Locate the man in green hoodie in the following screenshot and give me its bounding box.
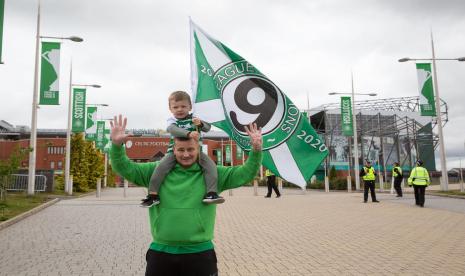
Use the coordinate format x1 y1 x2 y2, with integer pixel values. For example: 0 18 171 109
110 114 262 276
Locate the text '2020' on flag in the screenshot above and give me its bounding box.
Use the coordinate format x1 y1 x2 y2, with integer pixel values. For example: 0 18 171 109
40 41 61 105
189 20 328 188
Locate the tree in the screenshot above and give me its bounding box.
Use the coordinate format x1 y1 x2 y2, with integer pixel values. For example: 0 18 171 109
0 146 31 201
84 141 104 189
69 133 106 192
329 165 337 181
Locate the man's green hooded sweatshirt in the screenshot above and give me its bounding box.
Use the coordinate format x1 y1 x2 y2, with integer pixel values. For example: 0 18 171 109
110 144 262 254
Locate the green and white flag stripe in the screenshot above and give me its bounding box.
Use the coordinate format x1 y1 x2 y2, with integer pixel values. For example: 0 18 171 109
190 20 328 188
416 63 436 116
39 41 61 105
0 0 5 63
85 106 97 141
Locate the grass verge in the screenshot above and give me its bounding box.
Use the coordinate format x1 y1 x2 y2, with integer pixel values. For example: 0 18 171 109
0 190 94 222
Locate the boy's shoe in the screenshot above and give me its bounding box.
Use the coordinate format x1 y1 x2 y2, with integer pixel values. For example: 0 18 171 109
140 194 160 208
202 192 225 204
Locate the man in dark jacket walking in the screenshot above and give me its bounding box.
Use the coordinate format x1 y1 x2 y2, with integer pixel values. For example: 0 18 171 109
392 162 403 197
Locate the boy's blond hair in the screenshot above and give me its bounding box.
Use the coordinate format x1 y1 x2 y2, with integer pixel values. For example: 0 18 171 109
168 91 191 107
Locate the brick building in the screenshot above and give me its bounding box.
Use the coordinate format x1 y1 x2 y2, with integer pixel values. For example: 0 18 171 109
0 120 245 172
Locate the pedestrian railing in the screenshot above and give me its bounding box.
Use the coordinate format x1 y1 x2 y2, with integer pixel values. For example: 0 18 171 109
7 174 47 192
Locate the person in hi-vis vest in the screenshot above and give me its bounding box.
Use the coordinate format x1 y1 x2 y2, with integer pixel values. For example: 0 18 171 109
264 168 281 198
392 162 403 197
359 160 379 203
408 160 430 207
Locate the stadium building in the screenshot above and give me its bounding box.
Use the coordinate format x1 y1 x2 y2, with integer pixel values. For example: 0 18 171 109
306 96 446 180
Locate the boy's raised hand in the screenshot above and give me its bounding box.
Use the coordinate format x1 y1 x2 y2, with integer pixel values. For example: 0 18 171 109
110 114 129 145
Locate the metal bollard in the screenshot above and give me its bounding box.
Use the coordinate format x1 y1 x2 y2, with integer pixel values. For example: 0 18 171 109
390 178 394 194
379 176 384 192
97 178 101 198
124 179 128 198
68 175 73 196
324 176 329 193
347 176 352 193
253 179 258 196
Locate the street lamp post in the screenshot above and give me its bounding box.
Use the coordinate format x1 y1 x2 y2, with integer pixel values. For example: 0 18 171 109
398 35 464 191
329 78 377 190
27 0 83 195
65 83 101 194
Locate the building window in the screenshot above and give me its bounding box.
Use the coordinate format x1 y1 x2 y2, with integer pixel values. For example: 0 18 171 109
58 161 62 169
50 161 55 169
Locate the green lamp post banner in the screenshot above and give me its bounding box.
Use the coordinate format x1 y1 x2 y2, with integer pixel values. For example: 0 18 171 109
225 144 231 163
236 146 243 159
416 63 436 116
216 148 222 165
190 20 328 188
103 128 111 153
85 106 97 141
0 0 5 63
340 96 353 136
95 121 105 150
39 41 61 105
71 88 86 132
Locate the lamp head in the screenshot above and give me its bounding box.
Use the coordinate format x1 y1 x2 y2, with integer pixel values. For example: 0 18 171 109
398 57 410 62
69 36 84 42
458 57 465 62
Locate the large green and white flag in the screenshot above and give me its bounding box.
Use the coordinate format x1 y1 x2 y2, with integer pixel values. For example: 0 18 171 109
85 106 97 141
0 0 5 64
340 96 353 136
39 41 61 105
71 88 86 132
416 63 436 116
190 20 328 188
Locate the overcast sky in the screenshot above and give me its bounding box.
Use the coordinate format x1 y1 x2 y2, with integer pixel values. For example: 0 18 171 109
1 0 464 170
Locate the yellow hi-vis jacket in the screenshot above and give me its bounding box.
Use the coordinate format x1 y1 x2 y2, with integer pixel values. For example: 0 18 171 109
408 166 430 186
265 169 274 177
393 166 402 178
362 167 376 181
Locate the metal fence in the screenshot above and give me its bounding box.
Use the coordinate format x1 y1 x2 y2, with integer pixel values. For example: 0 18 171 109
6 174 47 192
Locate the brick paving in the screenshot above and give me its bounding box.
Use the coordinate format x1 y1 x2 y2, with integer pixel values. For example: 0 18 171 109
1 187 465 275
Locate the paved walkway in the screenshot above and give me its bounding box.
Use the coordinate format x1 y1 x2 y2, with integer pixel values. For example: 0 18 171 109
1 187 465 275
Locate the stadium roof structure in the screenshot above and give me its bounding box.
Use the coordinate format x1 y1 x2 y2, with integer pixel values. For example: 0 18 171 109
312 96 448 128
